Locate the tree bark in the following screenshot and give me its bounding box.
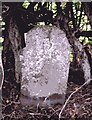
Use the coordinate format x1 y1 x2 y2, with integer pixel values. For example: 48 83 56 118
59 14 91 83
2 12 22 115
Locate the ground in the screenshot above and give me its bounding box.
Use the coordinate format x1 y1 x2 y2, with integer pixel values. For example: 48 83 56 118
2 81 92 120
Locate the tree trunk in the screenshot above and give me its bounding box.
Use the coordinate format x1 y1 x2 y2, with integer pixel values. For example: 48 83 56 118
60 15 91 83
74 38 91 82
2 14 21 115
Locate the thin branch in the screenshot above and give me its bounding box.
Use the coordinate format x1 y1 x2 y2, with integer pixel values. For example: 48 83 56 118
58 78 92 119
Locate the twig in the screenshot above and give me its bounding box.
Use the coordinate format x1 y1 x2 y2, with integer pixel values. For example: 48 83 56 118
2 5 10 13
58 79 92 119
28 112 50 118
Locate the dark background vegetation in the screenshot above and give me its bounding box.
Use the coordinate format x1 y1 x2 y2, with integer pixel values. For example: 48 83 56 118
1 1 92 119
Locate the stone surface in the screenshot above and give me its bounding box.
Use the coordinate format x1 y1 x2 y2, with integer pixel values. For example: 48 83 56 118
20 26 70 106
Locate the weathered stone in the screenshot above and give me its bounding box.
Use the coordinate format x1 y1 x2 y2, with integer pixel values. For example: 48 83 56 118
20 26 70 107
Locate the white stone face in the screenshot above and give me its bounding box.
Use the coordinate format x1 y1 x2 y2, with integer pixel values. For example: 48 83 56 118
20 26 70 106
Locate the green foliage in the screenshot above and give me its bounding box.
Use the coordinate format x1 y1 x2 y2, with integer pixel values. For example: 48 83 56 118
0 15 4 50
22 0 30 9
70 51 73 62
2 2 92 50
0 37 4 50
0 37 4 43
89 39 92 45
61 2 67 10
71 2 92 46
49 2 57 18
